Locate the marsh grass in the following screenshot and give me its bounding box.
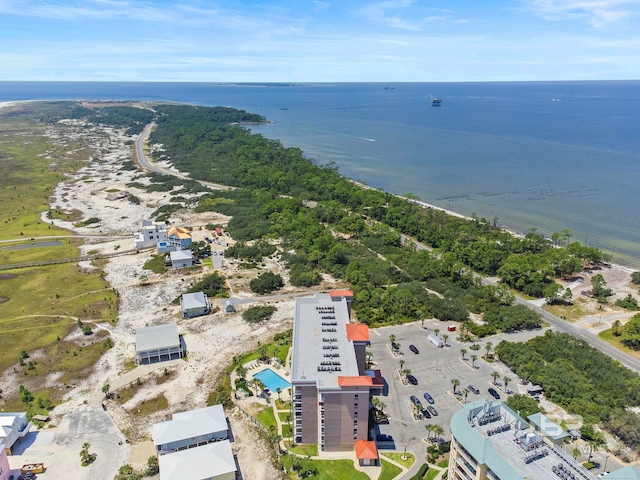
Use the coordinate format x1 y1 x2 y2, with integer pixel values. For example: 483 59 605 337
0 104 120 409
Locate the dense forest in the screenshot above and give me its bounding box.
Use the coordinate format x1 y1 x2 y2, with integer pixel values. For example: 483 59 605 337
496 331 640 451
63 103 609 334
143 104 609 333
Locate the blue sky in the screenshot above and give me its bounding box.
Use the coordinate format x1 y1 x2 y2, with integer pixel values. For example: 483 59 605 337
1 0 639 81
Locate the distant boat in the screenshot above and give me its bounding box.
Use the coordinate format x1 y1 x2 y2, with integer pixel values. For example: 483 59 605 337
430 94 442 106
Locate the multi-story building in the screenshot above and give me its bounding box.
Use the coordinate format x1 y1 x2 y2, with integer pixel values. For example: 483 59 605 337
134 219 167 249
449 399 640 480
291 291 374 453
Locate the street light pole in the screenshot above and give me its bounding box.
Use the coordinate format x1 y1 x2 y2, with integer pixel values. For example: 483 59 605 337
604 455 609 472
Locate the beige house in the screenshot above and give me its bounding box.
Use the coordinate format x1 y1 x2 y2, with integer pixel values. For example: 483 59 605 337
291 291 373 452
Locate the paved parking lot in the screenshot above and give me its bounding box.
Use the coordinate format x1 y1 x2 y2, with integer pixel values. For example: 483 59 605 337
369 320 547 459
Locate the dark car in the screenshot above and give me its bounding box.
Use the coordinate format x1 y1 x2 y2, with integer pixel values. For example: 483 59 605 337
409 344 419 354
423 392 435 404
407 374 418 385
468 384 480 394
377 416 390 425
421 408 432 419
410 395 422 406
377 433 393 442
427 405 438 416
488 387 500 399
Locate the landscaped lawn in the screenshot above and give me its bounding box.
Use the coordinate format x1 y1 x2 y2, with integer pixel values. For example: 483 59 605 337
255 405 277 431
281 455 369 480
437 459 449 468
381 452 415 469
287 443 318 457
425 468 440 480
380 459 402 480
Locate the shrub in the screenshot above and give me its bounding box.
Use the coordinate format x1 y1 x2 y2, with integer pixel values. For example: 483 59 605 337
249 272 284 294
242 305 277 323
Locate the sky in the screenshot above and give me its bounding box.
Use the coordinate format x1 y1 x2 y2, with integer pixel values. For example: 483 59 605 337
1 0 639 82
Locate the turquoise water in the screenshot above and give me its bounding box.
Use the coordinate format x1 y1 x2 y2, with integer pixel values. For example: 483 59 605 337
253 368 291 391
2 81 639 266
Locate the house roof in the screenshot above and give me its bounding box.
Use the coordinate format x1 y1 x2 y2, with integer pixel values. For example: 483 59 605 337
158 439 236 480
337 376 373 387
354 440 378 460
170 250 193 261
136 323 180 354
181 292 208 311
346 324 369 342
167 227 191 239
152 405 227 447
329 289 354 298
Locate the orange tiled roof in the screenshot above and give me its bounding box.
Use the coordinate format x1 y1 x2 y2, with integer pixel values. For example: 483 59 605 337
354 440 378 460
329 289 354 298
168 227 192 239
346 324 369 342
337 376 373 387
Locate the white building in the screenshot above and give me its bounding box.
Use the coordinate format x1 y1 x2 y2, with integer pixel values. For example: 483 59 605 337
180 292 211 318
0 412 30 454
158 440 236 480
153 404 228 454
169 250 193 268
449 399 640 480
134 219 167 249
153 404 236 480
135 323 185 365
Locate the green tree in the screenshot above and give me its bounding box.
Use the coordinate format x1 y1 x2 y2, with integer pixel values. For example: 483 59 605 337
503 375 511 392
485 342 493 358
491 371 500 385
506 394 542 418
249 272 284 294
470 354 478 368
235 364 247 380
460 348 467 360
451 378 460 394
102 383 110 399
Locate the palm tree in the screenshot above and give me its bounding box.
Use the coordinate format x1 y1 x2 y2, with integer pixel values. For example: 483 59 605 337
399 359 405 373
425 424 434 440
491 371 500 385
463 388 470 403
460 348 467 360
485 341 493 358
235 364 247 380
451 378 460 395
389 334 396 347
471 354 477 368
443 334 449 346
503 376 511 392
101 383 110 399
258 344 268 361
276 387 282 401
434 328 440 336
432 425 445 442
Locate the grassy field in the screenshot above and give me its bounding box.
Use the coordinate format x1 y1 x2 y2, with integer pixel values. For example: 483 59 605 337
281 455 369 480
381 452 415 469
380 459 403 480
0 103 119 413
598 328 640 359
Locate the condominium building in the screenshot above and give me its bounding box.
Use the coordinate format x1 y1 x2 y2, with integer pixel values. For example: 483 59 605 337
449 400 640 480
291 291 373 452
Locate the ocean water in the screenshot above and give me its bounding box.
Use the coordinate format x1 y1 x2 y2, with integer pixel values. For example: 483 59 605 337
1 81 639 267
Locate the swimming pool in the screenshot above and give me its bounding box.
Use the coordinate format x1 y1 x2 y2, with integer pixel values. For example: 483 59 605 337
253 368 291 391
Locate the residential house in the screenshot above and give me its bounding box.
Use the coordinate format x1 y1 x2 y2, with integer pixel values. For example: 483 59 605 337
134 219 167 249
0 413 30 454
167 227 192 250
158 440 236 480
135 323 185 365
169 250 193 268
180 292 211 318
152 404 228 454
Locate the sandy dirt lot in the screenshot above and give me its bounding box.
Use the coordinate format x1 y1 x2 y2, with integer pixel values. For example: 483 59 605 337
7 117 293 480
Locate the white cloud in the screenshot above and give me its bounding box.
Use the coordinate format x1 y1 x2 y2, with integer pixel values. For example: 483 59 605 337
523 0 640 26
357 0 447 31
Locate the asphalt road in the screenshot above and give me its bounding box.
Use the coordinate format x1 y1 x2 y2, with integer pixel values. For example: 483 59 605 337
135 122 232 190
481 276 640 373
